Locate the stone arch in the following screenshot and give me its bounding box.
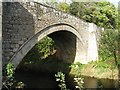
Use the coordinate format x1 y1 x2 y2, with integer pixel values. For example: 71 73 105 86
9 23 85 68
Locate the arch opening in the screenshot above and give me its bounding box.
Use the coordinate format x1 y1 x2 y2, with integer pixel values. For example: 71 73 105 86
13 30 78 88
9 24 85 68
17 30 77 72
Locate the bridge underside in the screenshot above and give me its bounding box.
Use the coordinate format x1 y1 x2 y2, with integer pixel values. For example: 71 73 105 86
49 31 85 64
49 31 77 63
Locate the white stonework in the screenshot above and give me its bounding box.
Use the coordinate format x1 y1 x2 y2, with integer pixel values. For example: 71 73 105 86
87 23 98 63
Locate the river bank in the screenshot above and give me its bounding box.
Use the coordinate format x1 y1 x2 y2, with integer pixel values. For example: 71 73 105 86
15 57 119 88
70 59 119 88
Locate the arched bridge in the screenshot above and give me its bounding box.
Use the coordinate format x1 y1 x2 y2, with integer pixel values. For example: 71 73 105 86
1 2 101 69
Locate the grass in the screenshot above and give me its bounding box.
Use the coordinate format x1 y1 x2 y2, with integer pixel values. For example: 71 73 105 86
70 59 118 80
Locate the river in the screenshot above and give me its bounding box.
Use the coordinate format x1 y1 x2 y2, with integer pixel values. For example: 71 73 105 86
14 68 118 89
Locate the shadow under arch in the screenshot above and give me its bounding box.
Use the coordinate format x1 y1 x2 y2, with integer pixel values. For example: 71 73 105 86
10 23 85 68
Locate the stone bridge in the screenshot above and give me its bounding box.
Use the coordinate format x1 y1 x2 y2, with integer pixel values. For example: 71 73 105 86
1 1 101 67
0 1 101 88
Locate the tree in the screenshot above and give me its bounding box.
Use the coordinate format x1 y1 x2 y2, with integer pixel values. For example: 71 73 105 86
69 2 118 29
57 2 70 13
69 2 79 16
99 29 118 65
70 2 97 22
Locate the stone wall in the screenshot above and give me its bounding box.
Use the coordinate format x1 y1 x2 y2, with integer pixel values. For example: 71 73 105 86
2 2 35 66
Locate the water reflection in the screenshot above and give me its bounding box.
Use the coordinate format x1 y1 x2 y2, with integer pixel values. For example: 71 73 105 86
14 69 59 89
14 69 118 89
83 76 118 88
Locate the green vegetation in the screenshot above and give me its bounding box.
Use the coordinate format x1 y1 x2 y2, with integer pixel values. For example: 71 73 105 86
70 61 118 79
57 2 70 13
21 36 56 64
6 63 15 78
3 63 15 89
3 63 25 89
55 72 68 90
70 63 84 89
99 29 118 65
69 2 118 29
35 36 56 59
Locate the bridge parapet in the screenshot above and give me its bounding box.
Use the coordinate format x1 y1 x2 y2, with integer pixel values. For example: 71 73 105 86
20 2 90 45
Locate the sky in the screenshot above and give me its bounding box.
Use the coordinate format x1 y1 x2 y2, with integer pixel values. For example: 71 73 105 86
107 0 119 7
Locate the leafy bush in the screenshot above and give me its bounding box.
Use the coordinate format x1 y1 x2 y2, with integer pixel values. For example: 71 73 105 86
6 63 15 78
72 63 84 89
99 29 118 65
55 72 68 90
70 62 84 89
3 63 25 89
22 36 56 64
36 36 56 59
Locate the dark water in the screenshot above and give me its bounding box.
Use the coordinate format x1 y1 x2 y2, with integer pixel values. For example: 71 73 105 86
14 69 60 89
14 69 119 89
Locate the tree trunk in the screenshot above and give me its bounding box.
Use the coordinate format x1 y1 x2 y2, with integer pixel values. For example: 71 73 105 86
113 50 117 66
